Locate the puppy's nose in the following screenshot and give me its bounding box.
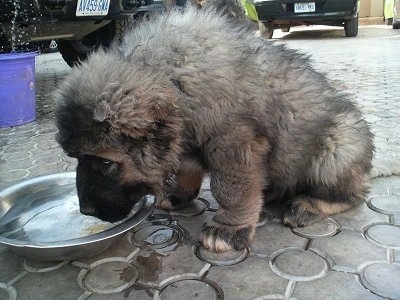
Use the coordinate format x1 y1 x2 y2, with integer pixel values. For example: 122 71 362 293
80 204 96 216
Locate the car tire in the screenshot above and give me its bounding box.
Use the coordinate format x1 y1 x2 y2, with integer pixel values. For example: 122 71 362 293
57 40 89 67
58 19 134 67
393 22 400 29
259 21 274 39
344 17 358 37
114 18 137 43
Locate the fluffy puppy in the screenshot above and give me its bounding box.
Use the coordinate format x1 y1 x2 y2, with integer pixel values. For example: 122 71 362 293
55 6 374 252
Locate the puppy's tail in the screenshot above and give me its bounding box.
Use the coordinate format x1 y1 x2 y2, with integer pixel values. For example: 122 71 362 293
371 157 400 178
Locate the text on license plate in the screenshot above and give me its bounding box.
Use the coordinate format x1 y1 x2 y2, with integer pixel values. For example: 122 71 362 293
294 2 316 13
76 0 110 16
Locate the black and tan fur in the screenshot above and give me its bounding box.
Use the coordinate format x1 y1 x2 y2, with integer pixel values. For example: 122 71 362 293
55 6 374 252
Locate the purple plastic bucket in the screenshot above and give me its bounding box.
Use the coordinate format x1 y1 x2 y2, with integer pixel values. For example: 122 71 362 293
0 51 38 128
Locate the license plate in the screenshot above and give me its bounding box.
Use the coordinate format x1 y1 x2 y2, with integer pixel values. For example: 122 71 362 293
294 2 316 13
76 0 110 16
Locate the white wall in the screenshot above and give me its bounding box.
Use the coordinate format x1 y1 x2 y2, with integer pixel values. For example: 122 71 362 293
359 0 384 17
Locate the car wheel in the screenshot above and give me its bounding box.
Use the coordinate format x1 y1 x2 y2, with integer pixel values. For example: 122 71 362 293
259 21 274 39
114 18 137 43
58 24 111 67
58 19 134 67
344 17 358 37
394 21 400 29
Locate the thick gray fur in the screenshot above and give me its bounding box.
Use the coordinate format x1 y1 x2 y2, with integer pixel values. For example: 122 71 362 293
55 6 374 252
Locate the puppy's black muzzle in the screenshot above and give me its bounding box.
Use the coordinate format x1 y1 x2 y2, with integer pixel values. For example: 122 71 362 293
76 161 152 223
80 201 96 216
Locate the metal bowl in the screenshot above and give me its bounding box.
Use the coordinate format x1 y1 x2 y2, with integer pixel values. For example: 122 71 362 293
0 173 154 261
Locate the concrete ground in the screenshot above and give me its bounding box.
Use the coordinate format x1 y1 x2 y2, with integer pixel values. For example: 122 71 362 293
1 24 400 299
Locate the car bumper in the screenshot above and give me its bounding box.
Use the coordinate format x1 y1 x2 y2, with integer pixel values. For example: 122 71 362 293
254 0 358 22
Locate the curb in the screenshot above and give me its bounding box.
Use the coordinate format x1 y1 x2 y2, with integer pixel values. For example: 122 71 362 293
359 17 385 25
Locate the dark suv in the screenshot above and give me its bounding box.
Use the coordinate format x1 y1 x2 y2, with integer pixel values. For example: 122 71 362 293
254 0 360 38
0 0 182 66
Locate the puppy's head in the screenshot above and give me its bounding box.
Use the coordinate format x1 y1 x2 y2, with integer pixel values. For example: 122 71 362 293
55 49 183 222
74 153 152 222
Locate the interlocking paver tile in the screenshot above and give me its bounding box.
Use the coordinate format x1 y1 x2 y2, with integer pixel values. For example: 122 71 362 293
74 234 140 265
1 24 400 299
311 229 387 270
12 265 82 299
333 203 387 231
292 271 382 300
88 289 153 300
0 250 22 282
291 218 340 238
358 261 400 299
363 223 400 250
251 222 308 257
134 244 208 287
155 278 223 300
207 256 288 299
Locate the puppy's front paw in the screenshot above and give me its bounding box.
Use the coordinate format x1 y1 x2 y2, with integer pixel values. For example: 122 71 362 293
155 198 173 210
155 194 195 211
200 222 254 253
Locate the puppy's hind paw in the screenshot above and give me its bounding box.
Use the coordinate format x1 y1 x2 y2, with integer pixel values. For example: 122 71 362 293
283 199 324 228
283 210 322 228
199 222 254 253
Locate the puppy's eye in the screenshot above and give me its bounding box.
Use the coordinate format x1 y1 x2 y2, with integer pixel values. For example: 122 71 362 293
100 159 112 165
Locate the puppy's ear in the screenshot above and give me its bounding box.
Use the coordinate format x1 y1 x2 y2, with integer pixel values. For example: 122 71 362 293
93 82 182 138
93 82 120 123
93 100 113 122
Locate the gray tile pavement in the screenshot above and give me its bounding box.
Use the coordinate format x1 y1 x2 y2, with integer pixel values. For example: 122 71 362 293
1 24 400 299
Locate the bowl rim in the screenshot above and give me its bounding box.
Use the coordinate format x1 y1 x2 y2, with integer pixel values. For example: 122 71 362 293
0 172 155 249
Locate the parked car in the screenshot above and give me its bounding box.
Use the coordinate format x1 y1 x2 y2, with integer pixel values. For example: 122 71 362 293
253 0 360 38
0 0 183 66
384 0 400 28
